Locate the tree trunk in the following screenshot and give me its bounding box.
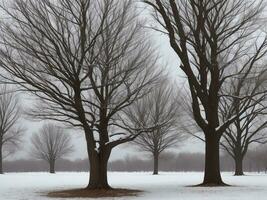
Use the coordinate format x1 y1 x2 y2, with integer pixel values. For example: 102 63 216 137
0 145 3 174
153 152 159 175
49 160 55 173
86 149 111 190
83 124 112 190
202 134 225 186
234 154 244 176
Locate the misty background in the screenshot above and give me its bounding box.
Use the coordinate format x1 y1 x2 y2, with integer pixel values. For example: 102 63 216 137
2 2 266 174
4 149 267 173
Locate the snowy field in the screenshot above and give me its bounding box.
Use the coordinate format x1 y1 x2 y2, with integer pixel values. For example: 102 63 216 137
0 172 267 200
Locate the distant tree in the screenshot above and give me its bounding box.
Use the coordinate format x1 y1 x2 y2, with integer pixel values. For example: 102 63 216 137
31 123 74 173
0 85 24 174
0 0 160 189
125 80 187 175
145 0 267 185
219 65 267 176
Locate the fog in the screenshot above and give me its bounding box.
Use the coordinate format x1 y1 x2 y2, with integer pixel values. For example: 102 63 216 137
4 150 267 173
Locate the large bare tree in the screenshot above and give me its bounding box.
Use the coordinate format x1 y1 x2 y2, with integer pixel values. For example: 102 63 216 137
125 80 187 175
0 85 24 174
144 0 267 185
0 0 160 189
31 123 74 173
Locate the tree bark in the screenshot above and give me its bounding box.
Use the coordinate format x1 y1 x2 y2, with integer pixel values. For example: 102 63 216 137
153 152 159 175
202 134 225 185
234 156 244 176
86 149 111 190
49 160 55 173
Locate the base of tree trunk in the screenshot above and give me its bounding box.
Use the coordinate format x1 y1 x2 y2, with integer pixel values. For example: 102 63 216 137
153 172 159 175
234 172 244 176
195 182 230 187
47 188 142 198
234 157 244 176
202 135 227 187
86 184 112 190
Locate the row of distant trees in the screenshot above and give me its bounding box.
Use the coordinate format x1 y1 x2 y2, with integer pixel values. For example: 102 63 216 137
4 149 267 173
0 0 266 190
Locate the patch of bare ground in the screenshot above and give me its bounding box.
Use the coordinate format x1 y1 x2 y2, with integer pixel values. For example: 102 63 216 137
47 188 143 198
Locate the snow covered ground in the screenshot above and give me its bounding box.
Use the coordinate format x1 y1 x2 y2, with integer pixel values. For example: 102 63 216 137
0 172 267 200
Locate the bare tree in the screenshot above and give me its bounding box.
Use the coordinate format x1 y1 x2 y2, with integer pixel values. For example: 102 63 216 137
31 123 74 173
0 0 160 189
220 68 267 176
144 0 267 185
0 85 24 174
180 68 267 176
125 80 187 175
